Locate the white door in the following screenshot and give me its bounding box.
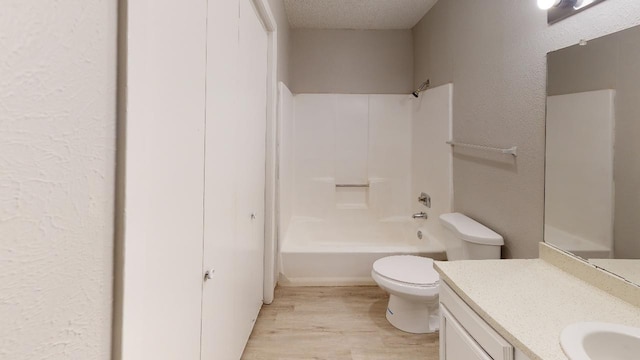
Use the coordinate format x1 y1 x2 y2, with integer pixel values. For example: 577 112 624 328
201 0 268 358
120 1 207 359
236 0 268 332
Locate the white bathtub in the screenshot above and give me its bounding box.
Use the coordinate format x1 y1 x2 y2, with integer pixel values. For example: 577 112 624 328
544 224 611 259
279 214 446 286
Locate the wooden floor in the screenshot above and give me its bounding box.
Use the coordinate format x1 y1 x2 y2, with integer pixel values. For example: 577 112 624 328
241 286 439 360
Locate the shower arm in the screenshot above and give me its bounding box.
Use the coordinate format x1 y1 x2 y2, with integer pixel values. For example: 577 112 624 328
412 79 431 98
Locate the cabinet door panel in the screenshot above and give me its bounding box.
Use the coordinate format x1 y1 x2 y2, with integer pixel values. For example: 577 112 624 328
440 283 514 360
442 307 493 360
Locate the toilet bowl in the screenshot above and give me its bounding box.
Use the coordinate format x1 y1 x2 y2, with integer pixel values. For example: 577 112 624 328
371 255 440 333
371 212 504 334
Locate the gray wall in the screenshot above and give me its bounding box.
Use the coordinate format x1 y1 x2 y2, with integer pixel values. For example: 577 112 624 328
413 0 640 258
548 26 640 259
290 29 413 94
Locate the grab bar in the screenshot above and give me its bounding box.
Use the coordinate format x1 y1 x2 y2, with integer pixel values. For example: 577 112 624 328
446 141 517 157
335 184 369 188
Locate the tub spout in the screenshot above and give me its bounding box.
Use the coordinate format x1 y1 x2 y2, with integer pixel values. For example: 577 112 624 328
412 212 428 219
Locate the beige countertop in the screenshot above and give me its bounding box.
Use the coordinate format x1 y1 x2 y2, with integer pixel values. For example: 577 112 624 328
434 258 640 360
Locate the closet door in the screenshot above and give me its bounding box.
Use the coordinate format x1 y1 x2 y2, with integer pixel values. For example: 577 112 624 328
119 1 207 359
201 0 267 358
201 0 241 359
235 0 268 333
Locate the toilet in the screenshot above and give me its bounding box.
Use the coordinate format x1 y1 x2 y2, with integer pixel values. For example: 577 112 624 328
371 212 504 334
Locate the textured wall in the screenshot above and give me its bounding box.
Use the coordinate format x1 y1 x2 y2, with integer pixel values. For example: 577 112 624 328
290 29 413 94
413 0 640 258
0 1 117 359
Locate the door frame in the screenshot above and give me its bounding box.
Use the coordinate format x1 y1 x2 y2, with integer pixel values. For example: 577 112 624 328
251 0 278 304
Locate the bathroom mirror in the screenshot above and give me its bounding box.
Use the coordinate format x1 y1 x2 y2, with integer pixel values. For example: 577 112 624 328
545 24 640 286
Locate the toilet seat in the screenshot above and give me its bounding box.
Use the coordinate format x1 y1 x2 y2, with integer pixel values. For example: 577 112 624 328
372 255 439 286
371 256 440 299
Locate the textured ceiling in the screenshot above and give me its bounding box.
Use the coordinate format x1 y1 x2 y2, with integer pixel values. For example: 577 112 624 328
283 0 439 30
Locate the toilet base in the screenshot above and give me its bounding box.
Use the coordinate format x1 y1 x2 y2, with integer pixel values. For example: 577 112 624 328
385 294 440 334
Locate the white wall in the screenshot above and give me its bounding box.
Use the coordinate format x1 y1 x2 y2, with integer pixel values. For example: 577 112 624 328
413 0 640 258
0 1 117 359
545 90 615 250
290 29 414 94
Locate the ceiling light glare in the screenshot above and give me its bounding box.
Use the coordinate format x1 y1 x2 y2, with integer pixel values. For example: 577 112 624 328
538 0 562 10
574 0 595 9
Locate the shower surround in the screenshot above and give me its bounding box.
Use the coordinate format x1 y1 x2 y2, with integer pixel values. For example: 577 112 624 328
277 83 453 285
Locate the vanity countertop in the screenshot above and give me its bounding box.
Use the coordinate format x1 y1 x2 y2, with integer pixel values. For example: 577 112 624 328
434 258 640 360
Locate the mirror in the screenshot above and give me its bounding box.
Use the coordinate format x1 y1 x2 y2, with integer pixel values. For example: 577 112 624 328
545 25 640 286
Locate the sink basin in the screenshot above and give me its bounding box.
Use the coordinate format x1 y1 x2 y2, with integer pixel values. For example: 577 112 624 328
561 322 640 360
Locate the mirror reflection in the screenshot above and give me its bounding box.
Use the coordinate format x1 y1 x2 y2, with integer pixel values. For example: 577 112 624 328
545 24 640 285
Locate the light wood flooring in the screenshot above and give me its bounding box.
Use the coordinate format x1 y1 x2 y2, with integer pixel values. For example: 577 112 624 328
241 286 439 360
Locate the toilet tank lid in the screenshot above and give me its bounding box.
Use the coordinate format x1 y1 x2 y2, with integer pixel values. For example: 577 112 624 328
439 213 504 246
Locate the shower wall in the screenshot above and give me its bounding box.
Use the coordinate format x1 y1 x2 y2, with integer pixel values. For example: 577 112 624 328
278 83 295 239
281 93 412 229
411 84 453 241
279 85 453 229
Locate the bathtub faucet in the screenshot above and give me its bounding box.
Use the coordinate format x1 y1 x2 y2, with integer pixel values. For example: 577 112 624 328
412 212 428 219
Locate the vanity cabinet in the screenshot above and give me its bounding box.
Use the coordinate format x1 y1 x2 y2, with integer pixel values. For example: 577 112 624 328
439 282 531 360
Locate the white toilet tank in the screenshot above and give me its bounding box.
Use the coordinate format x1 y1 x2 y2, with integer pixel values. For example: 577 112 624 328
439 213 504 260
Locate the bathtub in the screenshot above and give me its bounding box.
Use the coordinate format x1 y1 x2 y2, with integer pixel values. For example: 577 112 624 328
544 224 611 259
279 213 446 286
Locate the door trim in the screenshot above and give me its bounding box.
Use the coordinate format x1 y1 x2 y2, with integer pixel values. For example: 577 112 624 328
250 0 278 305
